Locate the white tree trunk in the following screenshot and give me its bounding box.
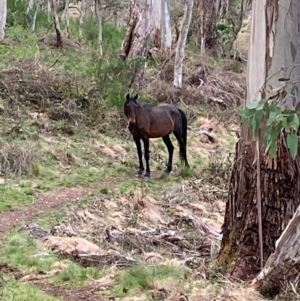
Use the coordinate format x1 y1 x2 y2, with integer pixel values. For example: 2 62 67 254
48 0 51 21
79 0 86 42
152 0 171 51
161 0 171 50
248 2 300 290
0 0 7 43
95 0 103 57
247 0 300 104
64 0 70 38
217 0 300 286
173 0 194 89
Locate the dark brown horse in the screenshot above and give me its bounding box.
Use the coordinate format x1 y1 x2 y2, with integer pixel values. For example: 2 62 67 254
124 93 189 177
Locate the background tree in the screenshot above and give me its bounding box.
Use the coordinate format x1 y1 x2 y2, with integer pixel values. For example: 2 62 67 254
0 0 7 43
63 0 70 38
78 0 86 42
94 0 103 56
173 0 194 89
218 0 300 282
191 0 228 55
152 0 172 52
120 0 153 89
49 0 63 48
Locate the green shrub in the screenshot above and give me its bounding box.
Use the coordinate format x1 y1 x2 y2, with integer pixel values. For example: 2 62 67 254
92 55 145 110
7 0 50 31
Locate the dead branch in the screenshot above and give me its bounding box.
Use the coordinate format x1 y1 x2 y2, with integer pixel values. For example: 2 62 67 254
197 129 217 143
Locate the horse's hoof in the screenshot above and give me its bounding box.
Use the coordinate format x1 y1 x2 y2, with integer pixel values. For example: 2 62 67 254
138 169 144 175
144 172 150 178
164 168 172 174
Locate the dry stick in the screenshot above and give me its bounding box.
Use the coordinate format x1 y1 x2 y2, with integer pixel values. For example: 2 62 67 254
256 130 264 269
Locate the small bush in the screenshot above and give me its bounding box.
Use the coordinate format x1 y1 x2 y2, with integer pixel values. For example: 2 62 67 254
92 56 145 110
0 140 39 176
7 0 27 28
7 0 50 31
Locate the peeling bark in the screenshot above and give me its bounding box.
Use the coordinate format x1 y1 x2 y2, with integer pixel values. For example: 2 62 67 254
120 0 153 89
173 0 194 89
218 0 300 283
0 0 7 43
152 0 171 51
253 204 300 294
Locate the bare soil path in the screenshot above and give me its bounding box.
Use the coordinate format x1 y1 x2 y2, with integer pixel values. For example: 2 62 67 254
0 175 134 301
0 175 130 244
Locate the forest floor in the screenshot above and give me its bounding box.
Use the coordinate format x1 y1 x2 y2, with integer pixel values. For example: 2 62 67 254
0 24 284 301
0 69 266 301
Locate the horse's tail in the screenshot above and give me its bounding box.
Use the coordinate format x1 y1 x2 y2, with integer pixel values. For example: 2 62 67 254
177 108 188 163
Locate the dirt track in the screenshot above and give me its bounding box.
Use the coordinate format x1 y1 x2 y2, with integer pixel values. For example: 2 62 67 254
0 175 132 301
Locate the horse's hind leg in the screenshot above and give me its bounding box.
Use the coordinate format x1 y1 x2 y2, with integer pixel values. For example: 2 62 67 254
133 136 144 175
162 134 174 173
173 130 189 168
142 138 151 177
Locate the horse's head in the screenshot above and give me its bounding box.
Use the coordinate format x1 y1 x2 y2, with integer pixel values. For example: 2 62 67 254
124 93 138 124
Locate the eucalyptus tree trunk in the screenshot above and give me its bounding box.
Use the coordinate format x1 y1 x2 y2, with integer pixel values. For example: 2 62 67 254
218 0 300 283
64 0 70 38
226 0 245 58
194 0 228 54
78 0 86 42
173 0 194 89
49 0 63 48
95 0 103 56
114 7 120 27
152 0 171 52
0 0 7 43
120 0 153 89
48 0 51 21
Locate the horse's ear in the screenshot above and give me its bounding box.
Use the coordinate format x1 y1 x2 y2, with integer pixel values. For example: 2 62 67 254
133 94 138 101
125 93 130 101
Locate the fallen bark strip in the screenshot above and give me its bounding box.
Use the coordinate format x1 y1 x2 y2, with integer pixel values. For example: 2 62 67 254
252 205 300 295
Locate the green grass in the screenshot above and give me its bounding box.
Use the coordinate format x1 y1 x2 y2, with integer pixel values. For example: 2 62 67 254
2 231 58 271
51 263 105 287
0 185 34 211
2 278 61 301
2 231 105 287
0 127 134 212
112 265 190 298
0 26 44 64
0 161 128 213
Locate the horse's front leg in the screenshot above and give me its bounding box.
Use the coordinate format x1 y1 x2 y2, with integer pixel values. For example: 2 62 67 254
133 136 144 175
142 138 151 177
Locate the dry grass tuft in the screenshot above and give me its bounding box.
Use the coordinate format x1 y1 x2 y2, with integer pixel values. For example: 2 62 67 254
0 59 88 125
0 141 38 176
189 281 265 301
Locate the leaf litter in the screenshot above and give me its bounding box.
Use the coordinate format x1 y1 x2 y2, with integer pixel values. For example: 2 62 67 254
16 177 267 300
